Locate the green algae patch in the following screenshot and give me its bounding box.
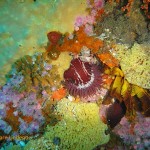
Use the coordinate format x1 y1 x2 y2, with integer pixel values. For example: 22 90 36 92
115 43 150 89
25 98 109 150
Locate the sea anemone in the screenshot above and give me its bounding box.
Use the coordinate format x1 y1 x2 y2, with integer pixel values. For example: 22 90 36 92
64 58 104 101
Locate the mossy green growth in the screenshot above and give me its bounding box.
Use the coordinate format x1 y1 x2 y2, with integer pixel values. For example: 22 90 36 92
115 43 150 89
25 98 109 150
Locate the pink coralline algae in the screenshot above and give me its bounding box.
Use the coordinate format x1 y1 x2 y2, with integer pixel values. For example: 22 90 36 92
0 82 45 135
64 58 104 101
113 113 150 149
84 24 94 36
86 0 104 9
74 15 95 35
74 0 104 35
0 52 62 139
0 71 45 135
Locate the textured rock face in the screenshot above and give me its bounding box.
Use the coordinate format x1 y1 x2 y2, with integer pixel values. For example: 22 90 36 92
95 0 149 46
94 0 150 89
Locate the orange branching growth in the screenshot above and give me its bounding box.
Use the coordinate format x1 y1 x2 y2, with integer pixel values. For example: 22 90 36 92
98 52 119 68
116 0 120 3
102 74 114 89
4 102 35 132
56 27 103 54
22 116 34 124
108 0 150 18
107 0 113 3
4 102 20 131
51 87 67 101
108 0 134 15
141 0 150 19
121 0 134 16
95 8 105 21
107 0 120 4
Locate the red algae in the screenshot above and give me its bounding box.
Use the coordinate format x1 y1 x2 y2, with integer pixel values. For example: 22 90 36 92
47 31 62 45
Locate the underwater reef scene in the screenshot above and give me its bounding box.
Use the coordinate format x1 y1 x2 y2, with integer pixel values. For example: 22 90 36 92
0 0 150 150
